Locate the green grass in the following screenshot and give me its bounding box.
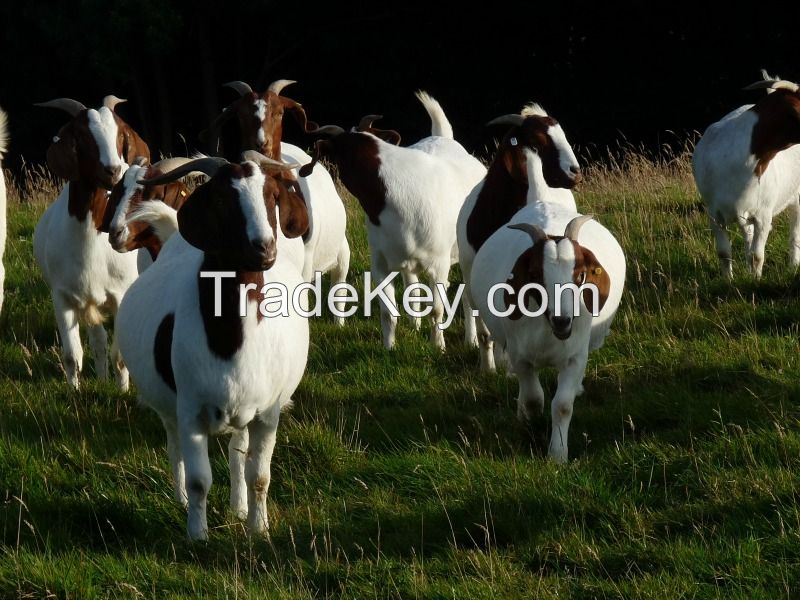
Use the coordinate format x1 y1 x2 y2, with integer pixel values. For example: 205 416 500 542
1 152 800 598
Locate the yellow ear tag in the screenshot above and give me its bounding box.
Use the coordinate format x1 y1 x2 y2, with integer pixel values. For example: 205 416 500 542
180 190 187 197
593 267 603 276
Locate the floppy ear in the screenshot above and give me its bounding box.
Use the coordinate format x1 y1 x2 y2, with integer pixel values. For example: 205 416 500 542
581 248 610 313
276 182 309 238
503 245 545 321
46 124 79 180
121 127 150 165
298 139 332 177
176 185 220 252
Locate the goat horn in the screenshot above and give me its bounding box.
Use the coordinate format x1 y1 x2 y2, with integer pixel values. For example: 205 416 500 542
487 114 525 127
358 115 383 130
34 98 87 117
564 214 594 241
223 81 254 96
267 79 297 95
151 156 195 173
743 79 800 93
139 157 228 185
103 95 127 111
507 222 548 244
241 150 300 171
314 125 346 137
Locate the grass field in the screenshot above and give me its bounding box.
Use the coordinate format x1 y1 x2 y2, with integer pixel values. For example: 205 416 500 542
1 149 800 599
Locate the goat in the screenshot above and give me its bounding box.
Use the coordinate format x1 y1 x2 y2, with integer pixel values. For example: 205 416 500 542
207 79 350 323
115 153 310 541
301 91 487 349
101 155 307 277
457 104 581 350
33 96 149 388
0 108 7 315
99 156 193 271
471 149 625 462
693 73 800 279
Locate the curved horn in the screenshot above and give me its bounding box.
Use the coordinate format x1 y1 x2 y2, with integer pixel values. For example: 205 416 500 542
358 114 383 130
267 79 297 95
151 156 195 172
563 214 594 241
507 222 548 244
139 157 228 185
743 79 800 93
314 125 346 137
103 95 127 111
34 98 87 117
223 81 254 96
487 114 525 128
241 150 301 171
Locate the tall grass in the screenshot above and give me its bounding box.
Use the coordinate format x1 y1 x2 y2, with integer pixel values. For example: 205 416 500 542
0 146 799 599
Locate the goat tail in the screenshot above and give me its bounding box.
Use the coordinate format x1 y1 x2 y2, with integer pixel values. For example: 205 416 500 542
415 90 453 139
127 202 179 244
83 303 106 326
0 108 8 158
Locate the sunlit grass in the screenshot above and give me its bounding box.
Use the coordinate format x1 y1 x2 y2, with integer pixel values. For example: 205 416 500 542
0 147 799 598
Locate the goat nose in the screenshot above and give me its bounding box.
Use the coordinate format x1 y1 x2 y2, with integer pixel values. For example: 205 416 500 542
569 165 580 175
104 165 122 182
552 316 571 329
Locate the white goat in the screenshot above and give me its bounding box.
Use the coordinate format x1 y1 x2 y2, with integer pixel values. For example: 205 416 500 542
301 91 487 349
0 108 7 315
115 154 309 541
693 74 800 279
33 96 149 388
471 149 625 462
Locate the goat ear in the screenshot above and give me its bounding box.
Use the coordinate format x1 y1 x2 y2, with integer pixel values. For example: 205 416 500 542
177 185 220 252
299 139 333 177
503 246 544 321
122 127 150 165
46 124 79 180
280 97 319 133
276 182 309 239
581 248 610 313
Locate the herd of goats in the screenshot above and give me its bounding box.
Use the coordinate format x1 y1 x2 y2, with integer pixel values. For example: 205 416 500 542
0 69 797 540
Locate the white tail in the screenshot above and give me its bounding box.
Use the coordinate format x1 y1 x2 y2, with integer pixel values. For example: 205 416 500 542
415 90 453 139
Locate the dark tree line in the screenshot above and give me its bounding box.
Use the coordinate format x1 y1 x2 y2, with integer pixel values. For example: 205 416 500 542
1 1 796 173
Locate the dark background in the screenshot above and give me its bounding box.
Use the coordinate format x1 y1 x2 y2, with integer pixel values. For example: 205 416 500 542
2 1 797 172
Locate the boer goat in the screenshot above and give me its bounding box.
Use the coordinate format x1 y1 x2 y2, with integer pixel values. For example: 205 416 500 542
693 73 800 279
207 79 350 323
457 104 581 349
0 108 7 314
301 91 487 349
115 153 309 541
33 96 149 388
471 149 625 462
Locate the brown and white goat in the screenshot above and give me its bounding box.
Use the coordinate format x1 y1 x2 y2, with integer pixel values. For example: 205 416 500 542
457 104 581 347
115 154 310 540
301 91 486 349
206 79 351 323
33 96 149 388
693 72 800 279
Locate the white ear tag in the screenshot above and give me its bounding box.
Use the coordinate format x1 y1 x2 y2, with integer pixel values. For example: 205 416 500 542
53 136 60 143
510 137 518 146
